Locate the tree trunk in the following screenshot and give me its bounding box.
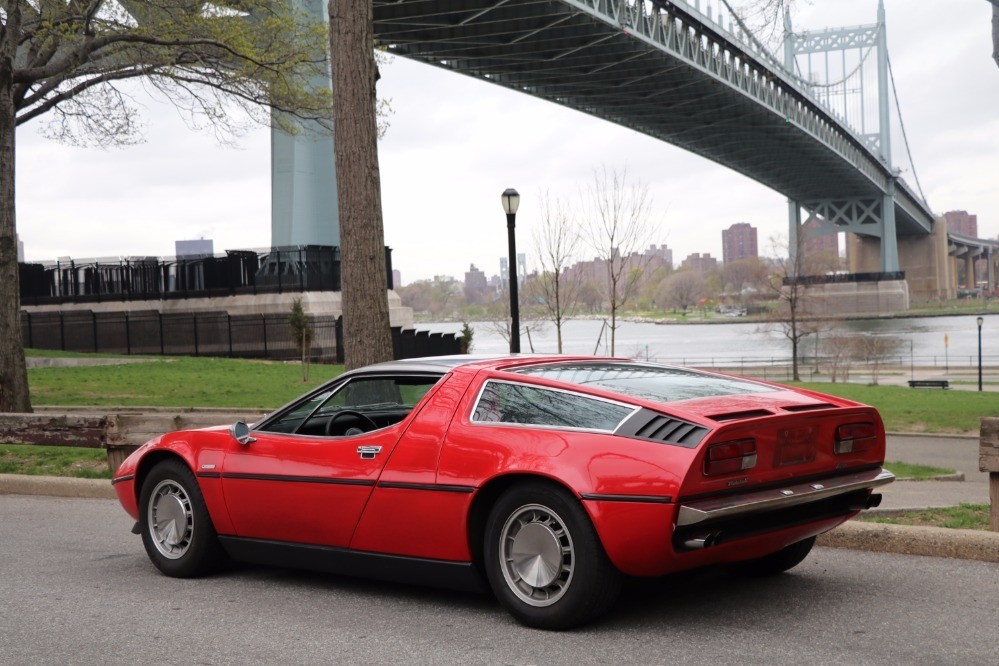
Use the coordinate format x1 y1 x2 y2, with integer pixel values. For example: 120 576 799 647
0 64 32 413
328 0 393 370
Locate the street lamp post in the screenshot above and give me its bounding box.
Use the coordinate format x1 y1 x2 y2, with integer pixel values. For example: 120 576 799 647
501 188 521 353
978 316 984 392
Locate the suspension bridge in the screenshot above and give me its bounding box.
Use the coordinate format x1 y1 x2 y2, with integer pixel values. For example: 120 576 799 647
276 0 996 303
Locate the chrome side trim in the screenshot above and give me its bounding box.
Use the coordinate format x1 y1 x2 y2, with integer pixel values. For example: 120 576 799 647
676 468 895 527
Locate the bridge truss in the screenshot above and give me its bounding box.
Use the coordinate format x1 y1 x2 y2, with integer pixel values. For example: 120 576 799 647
372 0 935 273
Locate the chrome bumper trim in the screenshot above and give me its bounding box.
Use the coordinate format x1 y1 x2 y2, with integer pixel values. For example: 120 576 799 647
676 468 895 527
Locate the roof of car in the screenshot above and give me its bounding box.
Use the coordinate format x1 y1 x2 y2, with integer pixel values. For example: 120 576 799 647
354 353 628 374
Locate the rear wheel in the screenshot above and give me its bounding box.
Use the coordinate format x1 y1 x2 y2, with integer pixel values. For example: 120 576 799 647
139 459 225 577
483 482 621 630
736 536 816 577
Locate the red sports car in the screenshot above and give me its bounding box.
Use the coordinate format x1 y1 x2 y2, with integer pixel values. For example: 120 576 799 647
112 355 893 629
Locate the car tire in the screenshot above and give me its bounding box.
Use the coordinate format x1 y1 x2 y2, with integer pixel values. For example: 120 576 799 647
736 536 816 577
483 482 621 630
138 459 226 578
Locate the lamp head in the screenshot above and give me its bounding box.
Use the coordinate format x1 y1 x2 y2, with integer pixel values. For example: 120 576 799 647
501 188 520 215
978 316 984 328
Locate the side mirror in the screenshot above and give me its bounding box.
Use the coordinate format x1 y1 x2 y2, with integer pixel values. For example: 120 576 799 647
230 421 257 446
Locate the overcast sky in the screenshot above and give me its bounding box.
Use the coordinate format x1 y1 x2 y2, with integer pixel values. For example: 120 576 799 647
14 0 999 284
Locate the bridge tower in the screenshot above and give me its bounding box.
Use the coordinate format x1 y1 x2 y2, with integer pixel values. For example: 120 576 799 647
783 0 899 274
270 0 339 248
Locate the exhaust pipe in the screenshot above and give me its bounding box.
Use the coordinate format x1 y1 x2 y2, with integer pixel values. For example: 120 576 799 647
682 532 721 550
866 493 883 509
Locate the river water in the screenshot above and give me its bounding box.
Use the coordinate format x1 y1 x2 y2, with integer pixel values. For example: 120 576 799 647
424 313 997 367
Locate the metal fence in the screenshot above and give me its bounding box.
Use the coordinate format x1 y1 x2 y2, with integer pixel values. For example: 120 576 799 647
20 311 462 362
18 245 395 306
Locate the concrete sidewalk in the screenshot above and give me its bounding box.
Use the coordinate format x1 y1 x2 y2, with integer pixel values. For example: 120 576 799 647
879 433 990 510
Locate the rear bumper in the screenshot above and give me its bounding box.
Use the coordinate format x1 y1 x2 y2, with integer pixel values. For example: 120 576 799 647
676 468 895 527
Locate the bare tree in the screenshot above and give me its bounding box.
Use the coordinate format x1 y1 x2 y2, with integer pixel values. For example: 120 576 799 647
289 298 314 381
329 0 394 370
583 166 657 356
855 334 904 385
0 1 333 412
658 271 707 315
532 192 582 353
765 231 814 382
822 330 855 383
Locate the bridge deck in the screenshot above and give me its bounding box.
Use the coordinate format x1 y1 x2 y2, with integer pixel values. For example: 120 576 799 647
374 0 934 235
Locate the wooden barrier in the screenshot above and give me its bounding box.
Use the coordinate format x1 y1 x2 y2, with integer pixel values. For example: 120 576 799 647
0 413 108 448
1 408 265 472
981 418 999 532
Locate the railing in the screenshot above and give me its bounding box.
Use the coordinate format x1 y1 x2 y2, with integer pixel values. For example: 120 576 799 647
18 245 395 305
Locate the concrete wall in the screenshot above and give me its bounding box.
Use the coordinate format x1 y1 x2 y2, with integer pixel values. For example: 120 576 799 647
22 291 414 330
797 279 909 316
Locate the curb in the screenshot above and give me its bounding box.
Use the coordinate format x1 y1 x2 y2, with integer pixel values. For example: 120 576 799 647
886 431 979 441
891 472 965 482
0 474 116 500
817 520 999 564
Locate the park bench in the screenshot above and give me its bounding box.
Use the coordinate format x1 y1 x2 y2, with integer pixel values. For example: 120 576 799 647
907 379 950 389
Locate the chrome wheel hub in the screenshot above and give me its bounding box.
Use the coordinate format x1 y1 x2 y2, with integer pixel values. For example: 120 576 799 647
499 504 574 607
148 480 194 559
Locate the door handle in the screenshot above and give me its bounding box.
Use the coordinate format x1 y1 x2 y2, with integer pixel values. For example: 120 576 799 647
357 445 382 460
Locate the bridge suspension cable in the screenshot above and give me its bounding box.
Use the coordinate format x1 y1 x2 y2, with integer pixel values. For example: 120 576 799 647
887 52 929 204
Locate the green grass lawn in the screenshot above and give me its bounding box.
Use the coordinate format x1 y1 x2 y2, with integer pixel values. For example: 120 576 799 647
882 461 955 480
861 503 991 531
0 444 111 479
28 355 344 409
794 382 997 435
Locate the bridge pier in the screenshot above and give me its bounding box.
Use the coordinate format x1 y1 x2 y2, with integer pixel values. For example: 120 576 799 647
846 213 956 302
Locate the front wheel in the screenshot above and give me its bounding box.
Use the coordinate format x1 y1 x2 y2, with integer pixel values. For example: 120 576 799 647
736 536 816 577
483 483 621 630
138 459 225 577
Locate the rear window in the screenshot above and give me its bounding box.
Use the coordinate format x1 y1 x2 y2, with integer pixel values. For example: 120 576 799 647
514 362 770 403
471 380 635 432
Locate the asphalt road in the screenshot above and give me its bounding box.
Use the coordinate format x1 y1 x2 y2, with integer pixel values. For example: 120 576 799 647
2 495 997 665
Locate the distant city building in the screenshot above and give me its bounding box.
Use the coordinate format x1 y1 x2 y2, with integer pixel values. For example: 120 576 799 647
681 253 718 273
943 210 978 237
16 234 23 262
643 243 674 268
721 223 758 264
464 263 488 304
392 269 402 289
175 238 214 257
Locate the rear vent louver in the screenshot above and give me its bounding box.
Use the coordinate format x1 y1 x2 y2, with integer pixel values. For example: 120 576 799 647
615 408 708 448
782 403 836 413
708 409 773 422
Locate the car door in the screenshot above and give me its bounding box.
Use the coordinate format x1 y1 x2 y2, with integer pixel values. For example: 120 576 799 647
220 374 441 547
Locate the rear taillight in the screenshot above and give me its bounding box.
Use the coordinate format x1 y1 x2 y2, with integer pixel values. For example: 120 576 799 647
704 439 757 476
834 422 877 454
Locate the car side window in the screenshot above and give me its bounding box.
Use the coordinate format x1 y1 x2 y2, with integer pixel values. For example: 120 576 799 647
260 390 335 434
256 375 443 437
471 380 635 432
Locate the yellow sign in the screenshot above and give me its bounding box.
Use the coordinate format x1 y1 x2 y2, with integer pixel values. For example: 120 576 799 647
944 333 949 348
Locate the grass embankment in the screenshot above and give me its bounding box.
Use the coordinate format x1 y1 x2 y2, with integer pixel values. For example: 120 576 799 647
11 355 346 476
0 443 111 479
28 355 343 409
883 462 955 480
794 382 995 435
861 504 991 531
